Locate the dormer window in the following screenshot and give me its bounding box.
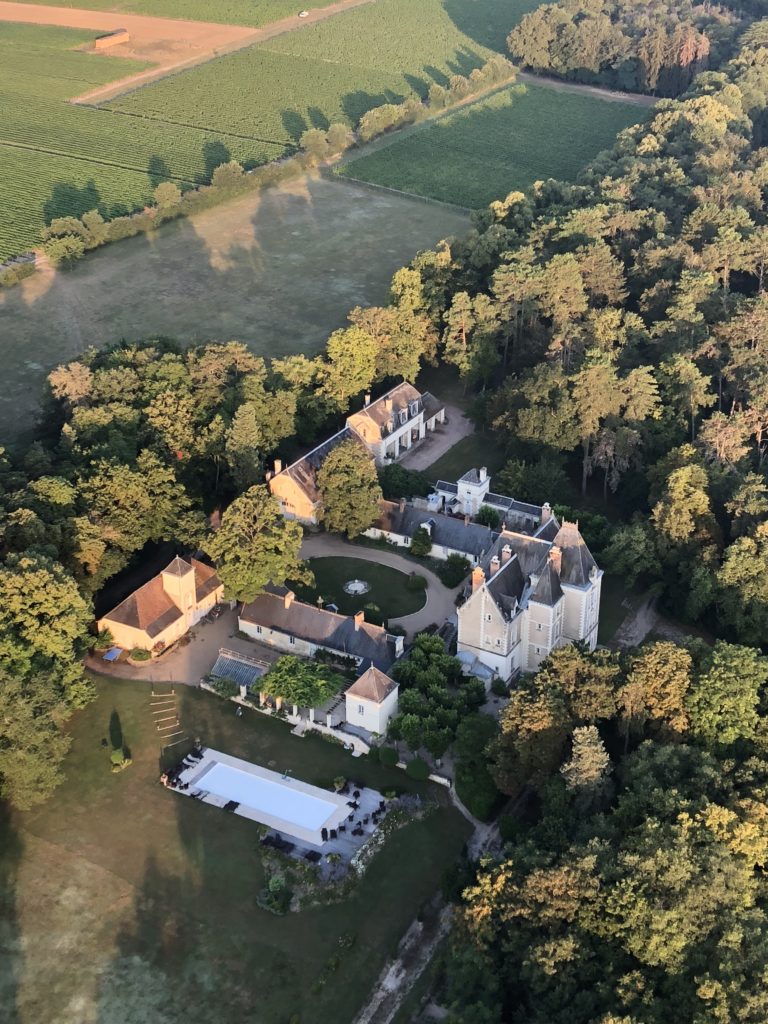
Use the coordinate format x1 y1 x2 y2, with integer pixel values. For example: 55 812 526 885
399 409 408 426
386 419 394 433
409 401 419 417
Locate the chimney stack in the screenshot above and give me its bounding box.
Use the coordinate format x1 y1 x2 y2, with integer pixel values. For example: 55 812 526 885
274 458 283 475
399 497 406 513
501 544 512 564
464 514 471 527
490 555 500 575
284 589 295 610
549 545 562 576
541 501 552 523
384 397 393 412
479 466 487 482
471 566 485 593
354 610 365 631
364 393 371 407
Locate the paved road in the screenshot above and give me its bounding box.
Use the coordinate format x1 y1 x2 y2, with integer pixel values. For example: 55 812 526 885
301 533 461 634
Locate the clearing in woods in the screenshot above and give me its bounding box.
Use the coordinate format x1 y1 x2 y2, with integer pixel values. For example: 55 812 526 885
338 82 647 208
0 174 469 438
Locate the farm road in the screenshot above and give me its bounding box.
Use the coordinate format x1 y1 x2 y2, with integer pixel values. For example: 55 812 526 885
0 0 375 104
517 70 657 108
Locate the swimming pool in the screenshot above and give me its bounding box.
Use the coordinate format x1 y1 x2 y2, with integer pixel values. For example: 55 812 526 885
198 761 336 832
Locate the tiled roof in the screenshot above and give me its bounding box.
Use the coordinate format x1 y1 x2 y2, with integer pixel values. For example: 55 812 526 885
240 587 397 670
374 501 497 559
346 666 398 703
100 557 222 638
347 382 422 437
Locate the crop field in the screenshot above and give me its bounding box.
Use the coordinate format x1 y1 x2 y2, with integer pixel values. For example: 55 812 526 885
1 0 542 259
0 23 285 258
20 0 340 27
338 83 643 207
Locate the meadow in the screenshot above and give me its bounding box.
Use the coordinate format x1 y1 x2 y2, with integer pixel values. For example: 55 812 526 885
338 83 644 207
0 677 471 1023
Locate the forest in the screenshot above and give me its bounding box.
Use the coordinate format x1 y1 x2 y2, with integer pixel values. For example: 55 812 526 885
507 0 765 95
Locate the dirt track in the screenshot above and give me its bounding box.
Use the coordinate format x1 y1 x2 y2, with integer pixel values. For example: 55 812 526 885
0 0 374 104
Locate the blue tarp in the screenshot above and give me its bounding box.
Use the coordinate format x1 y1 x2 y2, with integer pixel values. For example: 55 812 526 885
102 647 123 662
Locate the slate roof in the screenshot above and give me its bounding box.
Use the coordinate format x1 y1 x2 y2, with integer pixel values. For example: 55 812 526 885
435 480 458 495
530 561 564 607
101 558 222 638
422 391 444 420
374 500 497 559
240 586 397 670
535 517 560 542
346 666 398 703
458 468 484 485
552 521 598 586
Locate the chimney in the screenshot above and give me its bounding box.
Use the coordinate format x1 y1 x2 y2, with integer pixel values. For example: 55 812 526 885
490 555 500 576
549 545 562 576
541 501 552 523
501 544 512 564
464 514 471 527
364 393 371 407
274 458 282 474
471 566 485 593
479 466 487 482
399 497 406 513
384 397 393 412
354 610 365 631
283 589 295 609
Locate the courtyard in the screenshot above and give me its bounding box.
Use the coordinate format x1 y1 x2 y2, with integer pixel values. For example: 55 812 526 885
292 556 427 621
1 677 470 1024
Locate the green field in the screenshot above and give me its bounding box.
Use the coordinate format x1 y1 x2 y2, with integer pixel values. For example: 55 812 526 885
0 0 539 259
20 0 339 27
1 677 471 1022
0 23 285 258
338 83 643 207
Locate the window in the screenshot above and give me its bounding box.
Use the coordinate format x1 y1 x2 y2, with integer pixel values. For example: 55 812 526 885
535 646 541 655
486 614 492 622
399 409 408 425
409 401 419 417
289 635 295 645
496 638 501 647
358 704 364 715
536 623 542 631
255 626 262 635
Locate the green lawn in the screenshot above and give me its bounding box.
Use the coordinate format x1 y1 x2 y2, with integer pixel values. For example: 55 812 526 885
1 678 471 1023
293 556 426 619
424 432 507 485
338 82 643 207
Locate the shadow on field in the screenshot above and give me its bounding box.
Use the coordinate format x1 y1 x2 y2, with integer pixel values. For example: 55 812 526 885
0 804 23 1024
443 0 541 51
43 179 102 224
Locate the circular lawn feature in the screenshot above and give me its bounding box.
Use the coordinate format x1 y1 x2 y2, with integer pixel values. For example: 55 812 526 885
293 557 426 620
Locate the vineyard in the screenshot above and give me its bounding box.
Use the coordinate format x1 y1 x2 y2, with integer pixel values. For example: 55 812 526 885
16 0 340 28
337 84 644 208
0 0 546 259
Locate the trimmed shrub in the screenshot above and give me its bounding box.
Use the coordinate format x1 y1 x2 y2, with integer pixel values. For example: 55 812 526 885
405 757 430 780
379 746 398 768
491 677 508 697
476 505 501 529
129 647 151 662
406 573 427 592
410 527 433 558
438 554 471 587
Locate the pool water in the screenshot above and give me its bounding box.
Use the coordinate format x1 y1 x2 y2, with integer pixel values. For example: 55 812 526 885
199 762 336 831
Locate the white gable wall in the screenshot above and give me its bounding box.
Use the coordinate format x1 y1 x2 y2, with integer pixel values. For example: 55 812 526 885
345 687 399 735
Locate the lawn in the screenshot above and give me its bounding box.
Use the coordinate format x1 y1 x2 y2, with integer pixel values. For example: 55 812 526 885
293 556 427 620
1 677 471 1023
424 432 507 485
338 83 643 207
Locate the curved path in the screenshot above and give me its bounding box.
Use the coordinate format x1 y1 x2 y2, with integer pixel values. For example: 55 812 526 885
300 533 461 635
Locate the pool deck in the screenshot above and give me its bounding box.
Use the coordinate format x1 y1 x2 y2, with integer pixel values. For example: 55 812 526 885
174 748 351 847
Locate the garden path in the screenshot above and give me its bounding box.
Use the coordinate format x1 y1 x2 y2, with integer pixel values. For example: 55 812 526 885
300 533 461 635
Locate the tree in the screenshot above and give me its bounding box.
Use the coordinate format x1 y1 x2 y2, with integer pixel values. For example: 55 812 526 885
475 506 501 529
211 160 244 188
225 403 262 491
618 642 691 741
560 725 611 791
263 656 343 707
299 127 330 163
207 485 309 602
316 439 382 538
0 672 72 810
319 326 378 409
153 182 181 210
409 527 432 557
686 641 768 746
717 524 768 645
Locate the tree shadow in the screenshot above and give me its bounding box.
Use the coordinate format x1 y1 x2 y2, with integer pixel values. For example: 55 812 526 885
147 155 172 189
446 46 486 77
0 804 23 1024
404 72 430 98
443 0 534 50
109 710 123 751
281 108 309 143
423 64 449 87
202 140 231 181
307 105 329 131
42 179 101 224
